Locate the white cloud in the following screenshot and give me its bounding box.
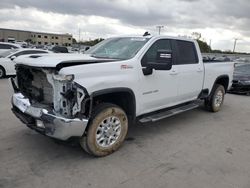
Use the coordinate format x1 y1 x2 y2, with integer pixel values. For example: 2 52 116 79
0 6 146 41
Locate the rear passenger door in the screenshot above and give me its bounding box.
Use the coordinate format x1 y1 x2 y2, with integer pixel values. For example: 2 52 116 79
173 40 204 102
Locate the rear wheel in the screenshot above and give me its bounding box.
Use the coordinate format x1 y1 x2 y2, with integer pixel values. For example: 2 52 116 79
0 67 5 78
80 103 128 157
205 84 225 112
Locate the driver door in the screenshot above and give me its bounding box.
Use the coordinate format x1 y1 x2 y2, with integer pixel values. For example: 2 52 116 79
138 39 179 114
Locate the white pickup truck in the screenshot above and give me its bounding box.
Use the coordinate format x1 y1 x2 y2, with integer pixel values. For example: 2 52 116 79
10 35 234 156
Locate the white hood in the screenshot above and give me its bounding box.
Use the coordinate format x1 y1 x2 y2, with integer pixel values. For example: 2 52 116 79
14 53 115 68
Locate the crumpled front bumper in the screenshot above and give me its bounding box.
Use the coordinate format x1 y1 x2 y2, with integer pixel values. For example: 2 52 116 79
11 92 88 140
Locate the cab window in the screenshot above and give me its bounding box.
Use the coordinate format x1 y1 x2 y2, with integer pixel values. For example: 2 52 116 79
142 39 171 66
175 40 198 64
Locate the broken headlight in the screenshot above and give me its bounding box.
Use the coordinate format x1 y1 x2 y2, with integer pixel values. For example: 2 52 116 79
53 74 74 81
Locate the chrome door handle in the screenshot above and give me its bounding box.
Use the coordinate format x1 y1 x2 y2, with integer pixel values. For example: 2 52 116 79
170 71 178 75
197 69 203 73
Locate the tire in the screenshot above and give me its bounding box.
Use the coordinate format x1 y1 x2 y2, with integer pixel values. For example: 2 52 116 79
79 135 93 155
205 84 225 112
0 67 5 79
79 103 128 157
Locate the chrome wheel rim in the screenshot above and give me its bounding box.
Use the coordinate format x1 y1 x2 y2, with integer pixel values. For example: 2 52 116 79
214 90 223 107
96 116 122 148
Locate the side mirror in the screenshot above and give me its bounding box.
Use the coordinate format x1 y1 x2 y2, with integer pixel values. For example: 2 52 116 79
10 56 17 61
147 50 173 70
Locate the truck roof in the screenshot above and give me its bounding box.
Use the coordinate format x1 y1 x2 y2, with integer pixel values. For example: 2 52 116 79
110 35 196 42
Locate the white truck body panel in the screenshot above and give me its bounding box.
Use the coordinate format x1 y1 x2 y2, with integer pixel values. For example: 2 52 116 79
204 62 234 91
14 53 108 67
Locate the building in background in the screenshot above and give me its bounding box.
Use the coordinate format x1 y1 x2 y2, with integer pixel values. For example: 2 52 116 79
0 28 72 46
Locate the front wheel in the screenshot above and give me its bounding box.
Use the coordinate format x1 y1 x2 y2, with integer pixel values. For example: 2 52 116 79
80 103 128 157
205 84 225 112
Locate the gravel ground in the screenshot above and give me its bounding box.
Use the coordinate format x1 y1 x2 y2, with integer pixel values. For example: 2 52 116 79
0 78 250 188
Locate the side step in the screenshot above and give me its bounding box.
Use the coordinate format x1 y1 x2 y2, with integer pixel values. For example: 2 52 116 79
139 102 200 123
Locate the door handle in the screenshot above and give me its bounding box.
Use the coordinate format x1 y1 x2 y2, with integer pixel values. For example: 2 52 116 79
197 69 203 73
170 71 178 75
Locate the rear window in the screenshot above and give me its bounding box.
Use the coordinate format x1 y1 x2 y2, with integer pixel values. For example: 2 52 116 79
0 44 18 49
0 44 9 49
175 40 198 64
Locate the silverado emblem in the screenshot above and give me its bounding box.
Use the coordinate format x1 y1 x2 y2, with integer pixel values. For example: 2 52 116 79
121 64 133 69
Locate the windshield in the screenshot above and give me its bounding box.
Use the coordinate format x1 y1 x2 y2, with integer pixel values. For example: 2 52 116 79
0 49 19 58
86 37 150 60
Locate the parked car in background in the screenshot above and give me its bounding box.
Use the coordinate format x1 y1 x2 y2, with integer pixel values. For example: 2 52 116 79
51 46 69 53
234 57 250 64
0 42 21 54
0 49 50 78
229 63 250 95
202 55 231 63
15 41 28 48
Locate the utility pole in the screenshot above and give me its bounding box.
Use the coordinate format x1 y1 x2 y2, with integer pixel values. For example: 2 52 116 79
209 39 212 52
78 27 81 53
233 38 238 53
156 25 164 35
78 28 81 42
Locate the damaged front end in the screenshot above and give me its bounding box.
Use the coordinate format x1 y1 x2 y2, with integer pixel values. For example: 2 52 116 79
11 65 90 140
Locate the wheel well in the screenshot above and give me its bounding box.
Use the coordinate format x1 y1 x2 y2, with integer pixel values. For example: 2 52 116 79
0 65 5 72
215 76 229 91
92 90 136 123
0 65 6 77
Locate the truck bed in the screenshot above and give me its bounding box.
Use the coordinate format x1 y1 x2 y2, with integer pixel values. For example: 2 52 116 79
203 61 234 92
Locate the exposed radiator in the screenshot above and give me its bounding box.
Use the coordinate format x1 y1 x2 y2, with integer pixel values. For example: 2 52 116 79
16 66 53 104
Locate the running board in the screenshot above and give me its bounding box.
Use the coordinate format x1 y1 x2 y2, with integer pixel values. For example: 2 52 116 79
139 102 200 123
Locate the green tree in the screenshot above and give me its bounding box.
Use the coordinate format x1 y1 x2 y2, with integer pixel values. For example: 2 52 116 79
191 32 211 53
196 39 211 53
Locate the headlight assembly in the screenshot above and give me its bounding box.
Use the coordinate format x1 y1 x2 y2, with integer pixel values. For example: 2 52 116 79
53 74 74 81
